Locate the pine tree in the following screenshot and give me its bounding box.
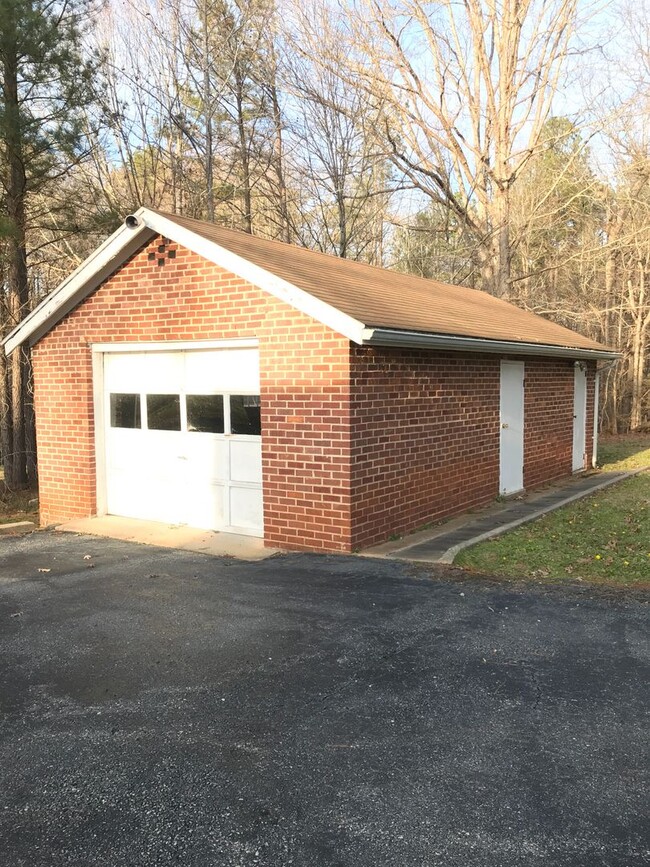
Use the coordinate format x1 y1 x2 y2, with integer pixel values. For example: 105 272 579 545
0 0 96 487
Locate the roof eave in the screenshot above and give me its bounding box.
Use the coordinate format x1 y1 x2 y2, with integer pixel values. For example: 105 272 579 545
361 327 620 361
3 211 155 355
3 206 620 364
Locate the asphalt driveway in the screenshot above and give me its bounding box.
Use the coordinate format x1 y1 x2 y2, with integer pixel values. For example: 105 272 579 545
0 532 647 866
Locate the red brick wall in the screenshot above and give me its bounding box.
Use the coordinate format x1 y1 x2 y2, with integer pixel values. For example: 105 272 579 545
523 359 596 489
32 235 353 552
349 348 501 549
348 348 597 550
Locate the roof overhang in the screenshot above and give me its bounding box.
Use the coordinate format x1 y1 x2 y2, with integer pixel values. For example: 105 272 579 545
135 210 368 344
361 327 621 361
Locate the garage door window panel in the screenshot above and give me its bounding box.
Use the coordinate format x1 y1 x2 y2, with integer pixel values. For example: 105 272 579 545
110 393 141 429
146 394 181 431
187 395 225 433
229 395 261 435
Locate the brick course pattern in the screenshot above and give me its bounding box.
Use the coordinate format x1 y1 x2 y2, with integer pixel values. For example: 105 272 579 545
523 360 595 490
349 348 500 549
31 234 596 553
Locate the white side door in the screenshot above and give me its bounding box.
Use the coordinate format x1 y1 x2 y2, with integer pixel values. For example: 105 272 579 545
499 361 525 495
572 364 587 472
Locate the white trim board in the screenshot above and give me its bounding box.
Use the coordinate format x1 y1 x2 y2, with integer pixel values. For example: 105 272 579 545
92 338 259 353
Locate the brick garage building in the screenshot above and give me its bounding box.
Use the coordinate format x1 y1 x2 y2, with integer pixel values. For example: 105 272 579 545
4 208 617 552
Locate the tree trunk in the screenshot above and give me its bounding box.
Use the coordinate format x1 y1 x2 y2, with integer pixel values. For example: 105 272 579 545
234 67 252 234
629 262 648 431
337 184 348 258
268 78 290 243
202 3 215 222
629 335 646 431
476 185 510 297
6 214 32 488
493 183 511 297
24 350 37 483
603 213 623 433
477 240 497 296
3 41 33 488
0 348 11 489
604 237 619 350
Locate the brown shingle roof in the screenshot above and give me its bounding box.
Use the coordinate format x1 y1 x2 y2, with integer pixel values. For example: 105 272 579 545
158 211 610 353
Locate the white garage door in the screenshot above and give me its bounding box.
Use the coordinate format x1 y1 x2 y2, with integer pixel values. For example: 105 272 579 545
103 348 263 535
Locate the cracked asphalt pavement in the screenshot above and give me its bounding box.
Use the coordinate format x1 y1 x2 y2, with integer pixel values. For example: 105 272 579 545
0 531 648 866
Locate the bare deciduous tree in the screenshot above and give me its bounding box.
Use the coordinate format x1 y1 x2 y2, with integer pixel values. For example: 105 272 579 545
326 0 582 294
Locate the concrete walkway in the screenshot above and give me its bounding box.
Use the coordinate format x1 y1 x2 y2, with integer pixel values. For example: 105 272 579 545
57 515 278 560
366 470 639 564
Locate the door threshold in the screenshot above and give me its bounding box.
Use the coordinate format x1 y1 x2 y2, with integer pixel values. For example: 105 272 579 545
499 488 526 501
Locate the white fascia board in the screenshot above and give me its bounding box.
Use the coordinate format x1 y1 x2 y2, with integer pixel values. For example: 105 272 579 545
4 212 155 355
140 210 368 345
362 327 621 361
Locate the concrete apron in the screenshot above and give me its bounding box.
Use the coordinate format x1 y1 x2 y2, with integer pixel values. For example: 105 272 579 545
56 515 278 561
364 469 645 565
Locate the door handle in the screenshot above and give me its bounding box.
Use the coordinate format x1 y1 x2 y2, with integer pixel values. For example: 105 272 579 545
501 423 509 429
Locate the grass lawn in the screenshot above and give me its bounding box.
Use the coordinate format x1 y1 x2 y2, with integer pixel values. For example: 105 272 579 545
596 434 650 471
0 468 39 526
456 434 650 588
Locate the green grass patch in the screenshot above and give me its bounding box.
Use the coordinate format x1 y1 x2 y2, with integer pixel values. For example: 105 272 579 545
597 433 650 471
456 473 650 587
456 434 650 587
